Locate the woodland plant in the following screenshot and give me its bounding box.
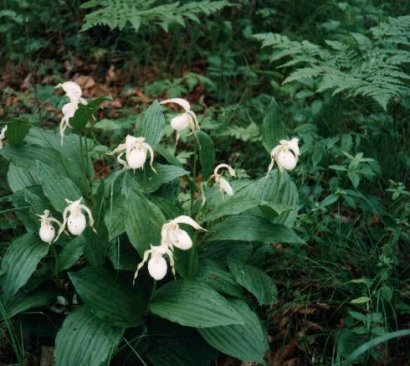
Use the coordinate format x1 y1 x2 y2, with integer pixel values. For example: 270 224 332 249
0 82 303 365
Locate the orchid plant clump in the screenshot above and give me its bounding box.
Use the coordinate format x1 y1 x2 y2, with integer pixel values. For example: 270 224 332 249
0 80 302 365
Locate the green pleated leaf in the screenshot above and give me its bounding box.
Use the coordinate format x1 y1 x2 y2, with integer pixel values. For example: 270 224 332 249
0 234 50 301
104 195 126 241
134 163 189 193
149 280 243 328
261 99 287 152
242 171 299 226
5 118 31 145
199 299 268 363
195 131 215 180
54 306 124 366
136 100 165 148
3 289 57 320
195 259 244 298
125 186 165 256
205 214 303 244
7 164 39 192
70 97 110 132
146 320 217 366
228 258 277 305
56 237 85 272
37 162 82 212
69 266 147 328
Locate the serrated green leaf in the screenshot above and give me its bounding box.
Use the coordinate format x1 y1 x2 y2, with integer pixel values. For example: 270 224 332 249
228 258 277 305
206 214 303 244
199 299 268 363
54 306 124 366
136 100 165 148
0 234 50 301
5 118 31 145
195 131 215 180
149 280 244 328
69 266 147 328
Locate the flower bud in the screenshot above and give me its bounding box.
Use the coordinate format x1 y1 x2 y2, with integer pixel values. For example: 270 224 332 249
127 149 147 170
67 213 87 236
170 113 191 131
39 224 56 244
148 255 168 280
219 177 234 196
277 150 297 171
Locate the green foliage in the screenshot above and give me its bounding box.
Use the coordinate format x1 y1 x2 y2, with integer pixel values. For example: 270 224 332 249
81 0 231 32
255 16 410 110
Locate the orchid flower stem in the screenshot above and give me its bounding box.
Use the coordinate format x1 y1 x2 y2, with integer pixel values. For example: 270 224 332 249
190 138 199 215
79 134 92 200
49 244 58 276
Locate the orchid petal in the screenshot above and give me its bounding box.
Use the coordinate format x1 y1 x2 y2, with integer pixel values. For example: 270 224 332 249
160 98 191 112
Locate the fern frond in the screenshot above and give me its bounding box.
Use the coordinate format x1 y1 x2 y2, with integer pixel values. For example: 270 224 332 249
254 16 410 110
81 0 230 33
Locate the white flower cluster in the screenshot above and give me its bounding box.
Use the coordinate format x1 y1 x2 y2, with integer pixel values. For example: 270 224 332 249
134 215 206 281
38 198 95 244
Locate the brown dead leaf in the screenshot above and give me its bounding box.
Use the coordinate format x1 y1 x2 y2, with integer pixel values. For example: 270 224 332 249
74 75 96 90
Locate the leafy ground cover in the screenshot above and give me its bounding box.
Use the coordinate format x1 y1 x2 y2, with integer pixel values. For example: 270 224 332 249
0 1 409 365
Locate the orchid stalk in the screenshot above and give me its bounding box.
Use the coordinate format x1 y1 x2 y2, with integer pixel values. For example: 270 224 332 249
268 138 300 173
160 98 199 142
108 135 156 172
210 163 236 196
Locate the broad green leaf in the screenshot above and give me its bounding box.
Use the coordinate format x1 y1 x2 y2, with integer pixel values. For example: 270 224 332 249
69 266 147 328
5 118 31 145
228 258 277 305
261 99 287 152
7 164 38 192
93 119 121 131
146 320 217 366
107 241 139 271
195 259 244 298
56 237 85 272
3 289 57 320
136 100 165 148
55 306 124 366
37 162 82 212
205 214 303 244
199 299 268 363
125 186 165 256
0 234 50 300
243 170 299 226
195 131 215 180
70 97 110 132
149 280 243 328
134 164 189 193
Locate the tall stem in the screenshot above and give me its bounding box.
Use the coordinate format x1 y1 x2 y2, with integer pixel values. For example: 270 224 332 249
190 138 199 215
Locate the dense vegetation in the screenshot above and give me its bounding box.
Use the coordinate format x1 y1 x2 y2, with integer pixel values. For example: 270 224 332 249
0 1 409 365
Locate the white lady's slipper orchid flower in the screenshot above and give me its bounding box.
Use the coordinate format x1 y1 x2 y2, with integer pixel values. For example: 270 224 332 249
0 125 7 149
268 138 300 173
161 215 206 251
160 98 199 142
108 135 156 172
38 210 63 244
59 102 78 144
211 163 236 196
55 198 96 241
56 81 87 105
134 243 175 281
